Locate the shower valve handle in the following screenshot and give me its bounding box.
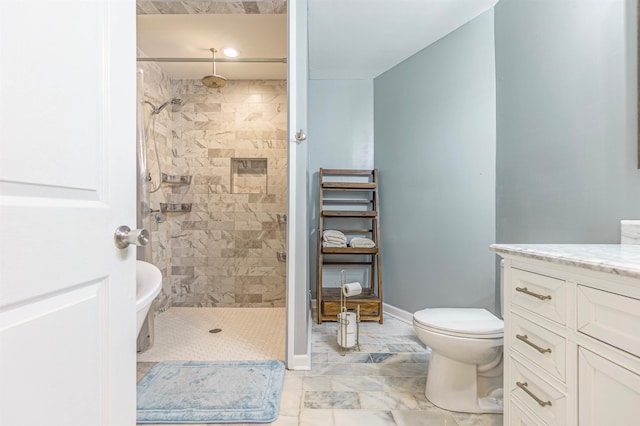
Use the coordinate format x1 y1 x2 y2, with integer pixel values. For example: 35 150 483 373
114 226 150 249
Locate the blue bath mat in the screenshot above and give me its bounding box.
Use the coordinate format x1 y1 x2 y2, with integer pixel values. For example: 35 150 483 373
136 360 285 424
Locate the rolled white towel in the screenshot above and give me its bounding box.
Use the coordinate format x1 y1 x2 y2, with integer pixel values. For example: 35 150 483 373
322 241 347 248
349 237 376 248
322 230 347 243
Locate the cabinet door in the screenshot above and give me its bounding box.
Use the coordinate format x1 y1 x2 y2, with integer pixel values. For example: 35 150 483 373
578 348 640 426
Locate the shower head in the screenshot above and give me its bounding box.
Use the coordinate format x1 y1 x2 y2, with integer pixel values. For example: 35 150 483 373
202 75 227 89
202 48 227 89
146 98 183 115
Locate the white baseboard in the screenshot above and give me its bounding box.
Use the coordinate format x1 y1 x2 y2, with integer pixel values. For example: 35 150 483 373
383 303 414 325
287 354 311 371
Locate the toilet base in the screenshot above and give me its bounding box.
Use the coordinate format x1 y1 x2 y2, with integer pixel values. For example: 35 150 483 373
425 351 503 414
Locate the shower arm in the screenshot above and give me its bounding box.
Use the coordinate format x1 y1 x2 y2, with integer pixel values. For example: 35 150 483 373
137 57 287 63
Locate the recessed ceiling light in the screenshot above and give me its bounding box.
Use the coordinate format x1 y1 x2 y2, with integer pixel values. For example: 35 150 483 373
223 47 238 58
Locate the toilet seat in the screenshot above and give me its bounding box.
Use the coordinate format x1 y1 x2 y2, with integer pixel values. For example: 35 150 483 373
414 308 503 339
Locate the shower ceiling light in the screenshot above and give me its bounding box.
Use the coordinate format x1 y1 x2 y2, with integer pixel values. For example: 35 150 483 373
223 47 238 58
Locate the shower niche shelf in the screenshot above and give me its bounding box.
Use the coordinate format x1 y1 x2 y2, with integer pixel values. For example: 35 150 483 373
161 173 192 185
160 203 192 213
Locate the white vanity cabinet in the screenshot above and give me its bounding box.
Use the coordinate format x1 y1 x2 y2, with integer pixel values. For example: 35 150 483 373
492 244 640 426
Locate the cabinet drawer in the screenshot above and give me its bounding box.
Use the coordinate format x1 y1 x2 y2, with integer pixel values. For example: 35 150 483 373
511 268 566 324
511 313 566 382
577 285 640 357
510 358 567 426
510 398 548 426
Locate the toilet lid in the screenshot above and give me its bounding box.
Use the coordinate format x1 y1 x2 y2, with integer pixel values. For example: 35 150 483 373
413 308 503 338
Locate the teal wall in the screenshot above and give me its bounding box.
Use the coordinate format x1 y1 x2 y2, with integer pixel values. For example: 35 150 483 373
308 79 374 298
495 0 640 244
308 0 639 316
374 10 497 313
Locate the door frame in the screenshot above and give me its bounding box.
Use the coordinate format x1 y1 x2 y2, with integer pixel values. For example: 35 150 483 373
285 0 311 370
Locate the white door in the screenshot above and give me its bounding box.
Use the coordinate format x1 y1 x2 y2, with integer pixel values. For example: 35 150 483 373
0 1 136 425
286 0 311 370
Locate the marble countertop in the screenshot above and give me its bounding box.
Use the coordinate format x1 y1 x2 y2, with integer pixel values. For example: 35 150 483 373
490 244 640 279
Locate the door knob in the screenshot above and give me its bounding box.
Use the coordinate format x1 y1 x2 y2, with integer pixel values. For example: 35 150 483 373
114 226 149 249
294 129 307 143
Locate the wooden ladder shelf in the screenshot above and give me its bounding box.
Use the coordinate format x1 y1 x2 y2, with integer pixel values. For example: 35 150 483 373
317 168 383 324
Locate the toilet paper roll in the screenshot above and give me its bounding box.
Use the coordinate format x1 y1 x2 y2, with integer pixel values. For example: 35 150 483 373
342 282 362 297
337 312 357 348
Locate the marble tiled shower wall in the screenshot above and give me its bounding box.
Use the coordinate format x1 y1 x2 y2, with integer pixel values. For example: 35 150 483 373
168 80 288 307
136 0 287 15
138 52 173 312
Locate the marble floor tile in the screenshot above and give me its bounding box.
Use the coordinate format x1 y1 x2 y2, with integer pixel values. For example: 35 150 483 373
383 376 427 395
373 352 428 364
382 362 428 377
302 376 332 391
303 391 361 409
359 391 419 410
358 343 393 353
330 375 384 392
278 388 302 415
310 352 328 363
450 411 504 426
369 352 398 363
281 374 303 392
269 414 298 426
299 409 335 426
334 409 396 426
392 408 459 426
327 351 372 363
387 343 421 352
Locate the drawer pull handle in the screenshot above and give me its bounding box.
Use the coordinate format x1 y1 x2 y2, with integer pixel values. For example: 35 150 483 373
516 334 552 354
516 286 552 300
516 381 552 407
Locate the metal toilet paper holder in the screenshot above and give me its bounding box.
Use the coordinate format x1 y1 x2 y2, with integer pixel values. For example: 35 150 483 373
337 271 361 356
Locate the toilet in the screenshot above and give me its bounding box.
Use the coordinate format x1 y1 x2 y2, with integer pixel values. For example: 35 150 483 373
413 307 504 413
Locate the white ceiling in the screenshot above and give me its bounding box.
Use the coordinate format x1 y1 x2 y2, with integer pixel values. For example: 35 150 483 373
308 0 500 79
136 0 500 81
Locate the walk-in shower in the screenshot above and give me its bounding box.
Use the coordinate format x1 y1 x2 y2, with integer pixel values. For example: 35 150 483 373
135 59 288 317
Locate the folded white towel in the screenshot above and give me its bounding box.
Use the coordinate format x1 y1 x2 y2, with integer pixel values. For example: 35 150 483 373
322 241 347 248
322 230 347 243
324 236 346 244
349 237 376 248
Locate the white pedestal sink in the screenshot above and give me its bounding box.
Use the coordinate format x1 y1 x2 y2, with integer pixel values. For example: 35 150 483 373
136 260 162 335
